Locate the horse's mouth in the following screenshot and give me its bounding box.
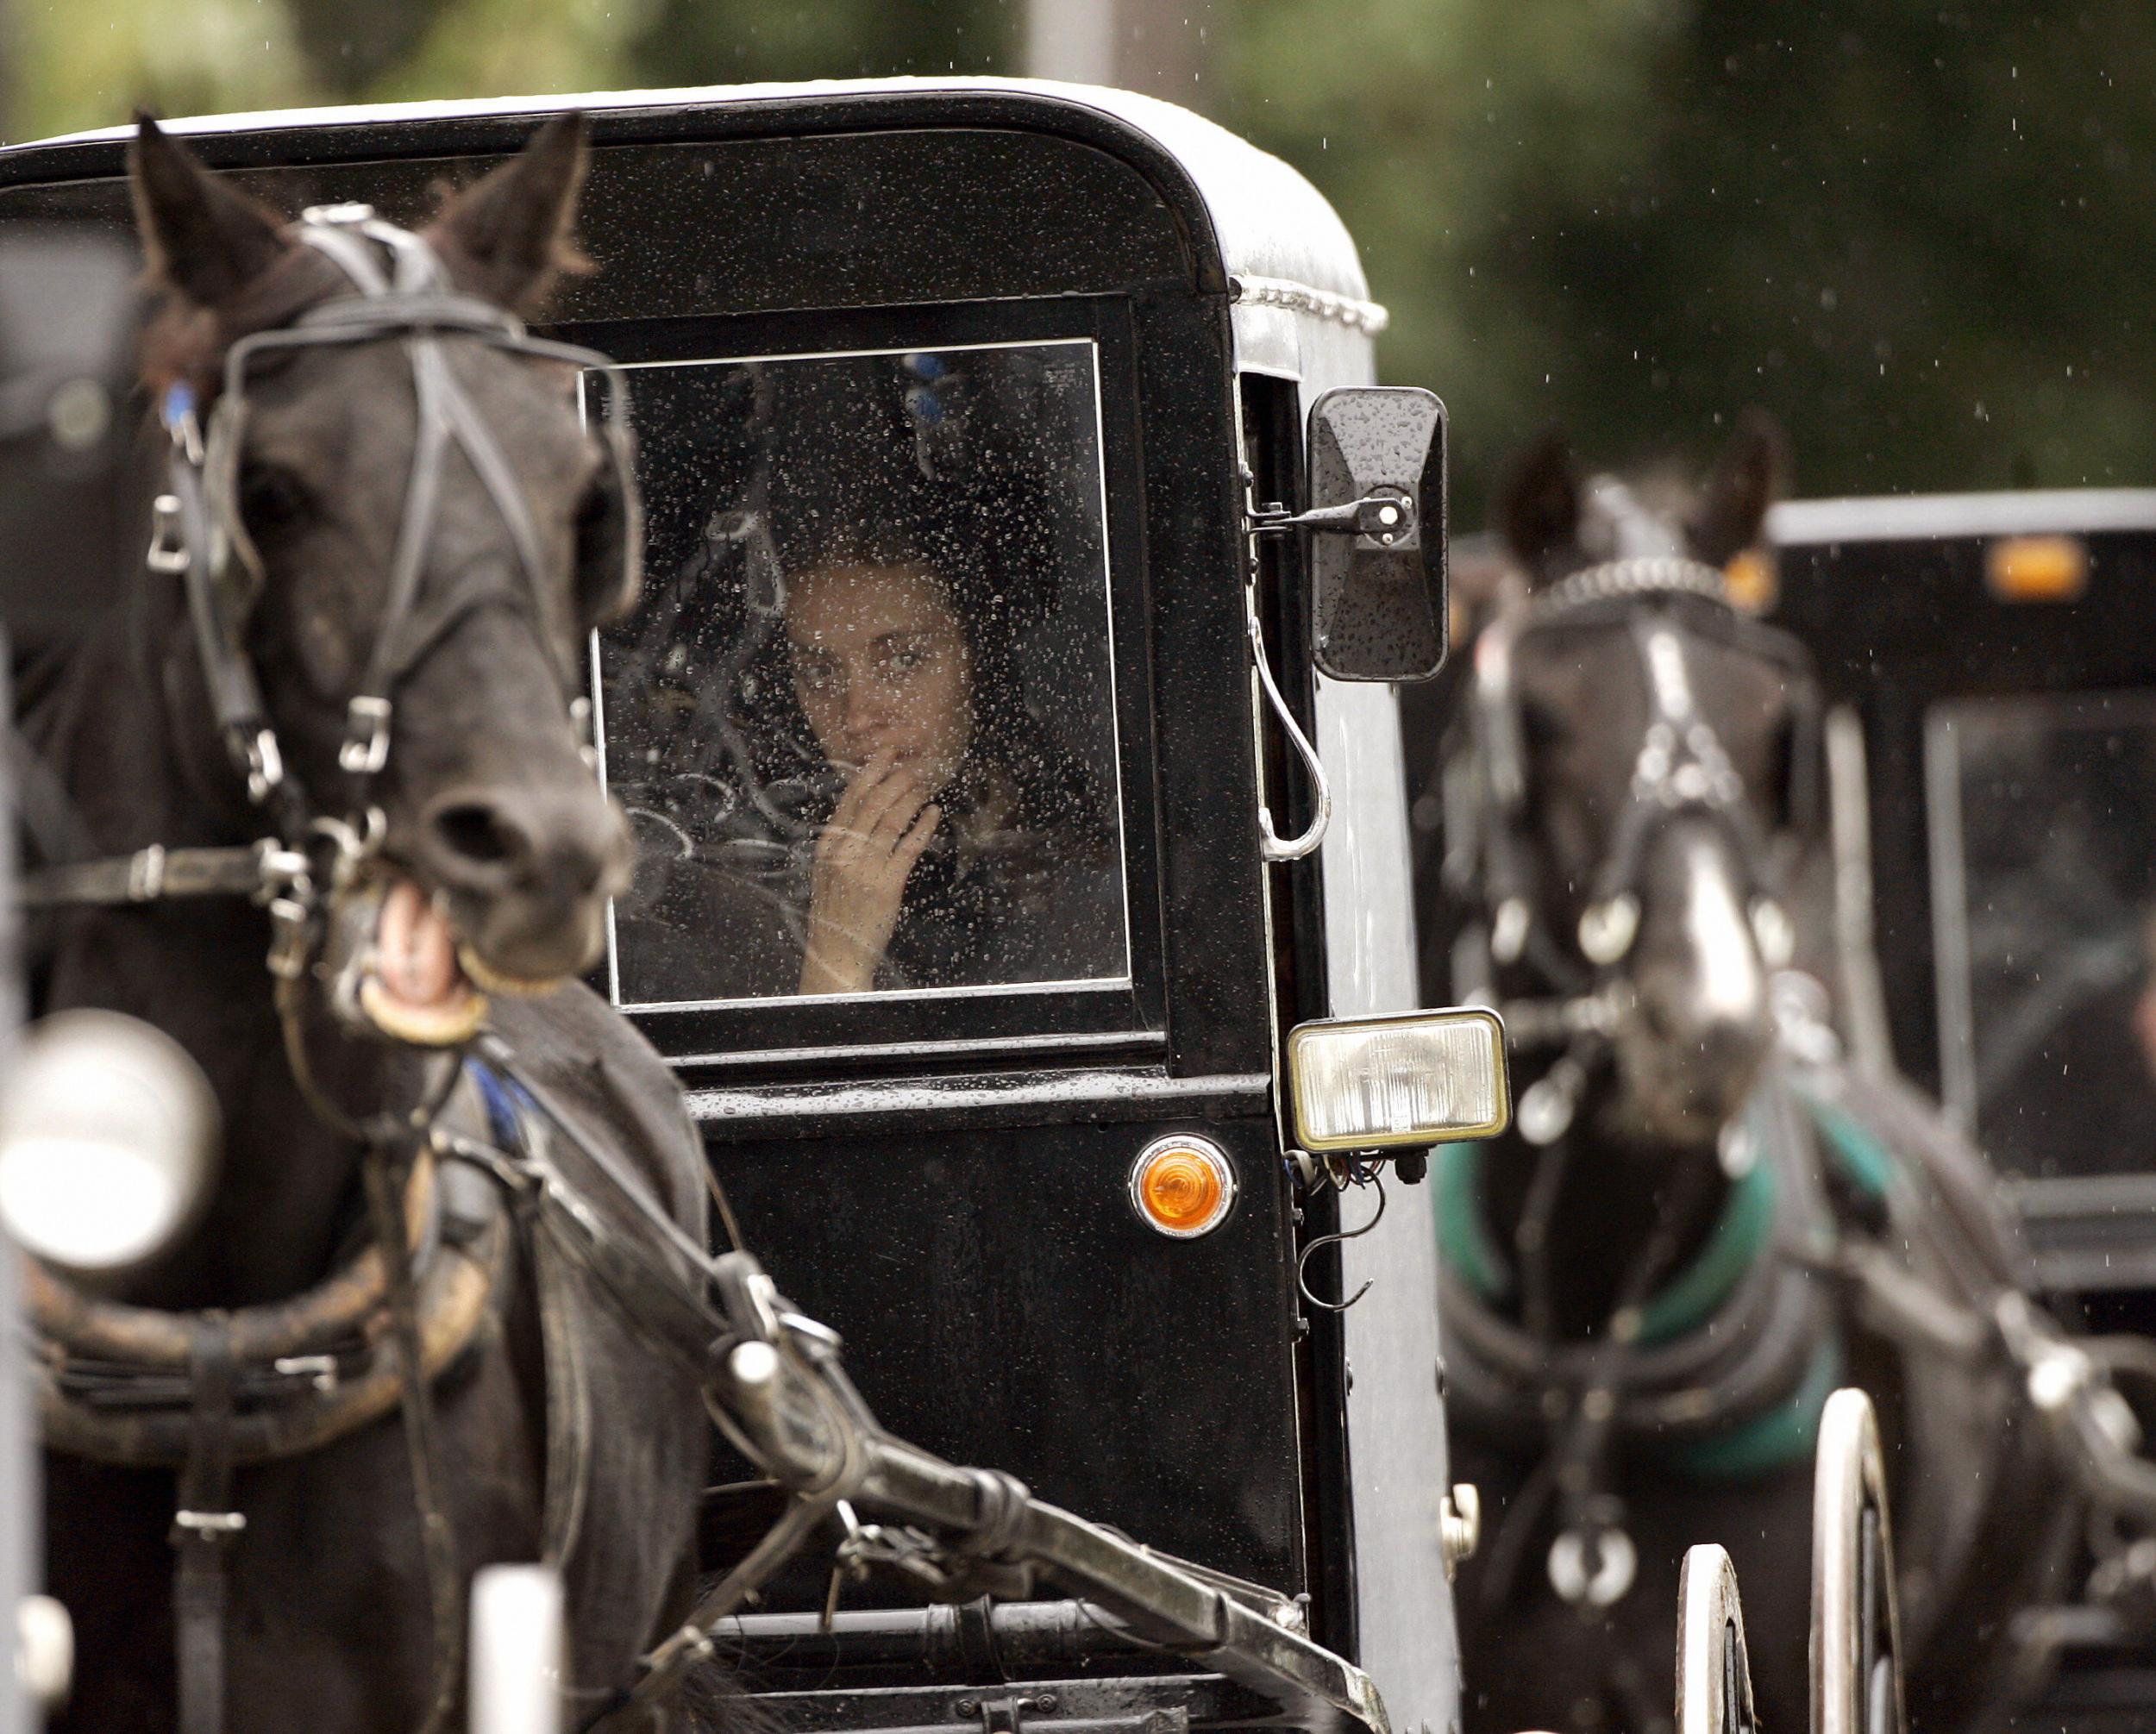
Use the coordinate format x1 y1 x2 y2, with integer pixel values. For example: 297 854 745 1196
340 873 491 1048
454 940 571 1000
329 872 573 1049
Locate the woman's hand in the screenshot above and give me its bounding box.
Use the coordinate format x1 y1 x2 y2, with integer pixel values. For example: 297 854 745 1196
799 750 942 994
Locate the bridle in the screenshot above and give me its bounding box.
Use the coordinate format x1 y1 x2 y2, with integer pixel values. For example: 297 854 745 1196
1446 554 1822 1141
24 199 640 1071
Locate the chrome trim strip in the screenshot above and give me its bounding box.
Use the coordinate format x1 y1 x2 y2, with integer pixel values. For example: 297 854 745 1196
1230 274 1389 335
674 1026 1168 1072
687 1067 1271 1124
1771 488 2156 546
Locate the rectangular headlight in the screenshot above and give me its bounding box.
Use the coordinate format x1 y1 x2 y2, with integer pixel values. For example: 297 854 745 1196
1286 1009 1510 1151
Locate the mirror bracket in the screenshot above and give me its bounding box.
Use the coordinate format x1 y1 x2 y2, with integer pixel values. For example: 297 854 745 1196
1244 475 1418 547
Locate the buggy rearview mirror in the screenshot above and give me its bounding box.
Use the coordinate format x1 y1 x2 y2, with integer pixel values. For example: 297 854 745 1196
1304 387 1447 682
0 225 144 637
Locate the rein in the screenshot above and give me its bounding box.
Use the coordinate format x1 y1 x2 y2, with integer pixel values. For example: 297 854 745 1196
23 203 644 1734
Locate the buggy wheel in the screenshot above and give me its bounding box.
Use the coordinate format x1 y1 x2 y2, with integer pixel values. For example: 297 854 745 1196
469 1563 565 1734
1811 1387 1907 1734
1677 1543 1761 1734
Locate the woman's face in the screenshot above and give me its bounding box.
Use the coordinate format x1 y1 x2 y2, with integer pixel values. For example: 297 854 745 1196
787 563 975 792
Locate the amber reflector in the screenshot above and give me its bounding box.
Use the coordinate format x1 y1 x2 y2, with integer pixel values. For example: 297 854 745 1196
1724 548 1778 616
1986 535 2087 603
1129 1138 1235 1239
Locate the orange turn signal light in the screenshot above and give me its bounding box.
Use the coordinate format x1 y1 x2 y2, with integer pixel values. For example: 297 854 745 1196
1724 548 1778 616
1986 535 2087 603
1129 1136 1236 1240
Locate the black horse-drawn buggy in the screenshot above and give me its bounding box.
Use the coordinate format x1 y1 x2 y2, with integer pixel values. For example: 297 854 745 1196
1763 489 2156 1732
0 79 1515 1734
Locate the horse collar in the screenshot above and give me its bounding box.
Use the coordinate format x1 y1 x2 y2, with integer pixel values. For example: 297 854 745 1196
26 1142 506 1468
1437 1070 1845 1476
1436 1122 1780 1349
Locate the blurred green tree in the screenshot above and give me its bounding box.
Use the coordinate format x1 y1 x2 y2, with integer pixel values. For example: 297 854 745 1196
11 0 317 142
1219 2 2156 515
281 0 458 97
9 0 2152 517
619 1 1010 89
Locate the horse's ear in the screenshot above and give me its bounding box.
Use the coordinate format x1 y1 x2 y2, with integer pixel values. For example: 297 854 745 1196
1687 410 1789 566
426 113 591 317
128 114 287 310
1495 429 1582 577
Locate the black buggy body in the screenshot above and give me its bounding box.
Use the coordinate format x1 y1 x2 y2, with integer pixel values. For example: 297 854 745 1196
1765 490 2156 1289
1768 489 2156 1730
0 79 1482 1734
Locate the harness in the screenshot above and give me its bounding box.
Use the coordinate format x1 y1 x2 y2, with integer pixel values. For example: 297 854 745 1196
22 203 643 1733
1438 1063 1852 1610
1432 553 1845 1612
1432 547 2156 1696
21 200 637 964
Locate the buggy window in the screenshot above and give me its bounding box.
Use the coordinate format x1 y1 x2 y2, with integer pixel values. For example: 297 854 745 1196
1927 690 2156 1180
592 341 1127 1010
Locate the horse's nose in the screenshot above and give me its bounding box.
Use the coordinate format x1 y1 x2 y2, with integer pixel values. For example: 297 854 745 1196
1688 1013 1773 1084
423 785 632 906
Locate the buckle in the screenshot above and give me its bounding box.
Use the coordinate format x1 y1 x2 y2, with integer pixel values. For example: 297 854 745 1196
266 895 311 981
272 1355 340 1394
339 697 392 776
146 494 189 575
127 845 167 903
252 839 311 898
172 1509 246 1538
236 729 284 805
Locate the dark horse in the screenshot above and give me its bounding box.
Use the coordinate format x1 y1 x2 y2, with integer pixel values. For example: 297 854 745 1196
21 118 711 1730
1414 423 2075 1734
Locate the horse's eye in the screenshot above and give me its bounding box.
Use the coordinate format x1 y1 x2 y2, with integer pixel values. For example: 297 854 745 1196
236 461 311 535
571 468 631 623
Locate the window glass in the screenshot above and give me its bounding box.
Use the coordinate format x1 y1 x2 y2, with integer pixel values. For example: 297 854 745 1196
593 341 1127 1009
1928 690 2156 1180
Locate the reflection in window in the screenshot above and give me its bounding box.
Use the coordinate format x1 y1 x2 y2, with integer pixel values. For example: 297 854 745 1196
595 341 1127 1008
1929 691 2156 1179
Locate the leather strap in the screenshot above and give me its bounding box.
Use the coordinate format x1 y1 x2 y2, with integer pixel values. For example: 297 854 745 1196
486 1074 592 1570
19 842 269 909
364 1149 464 1734
171 1311 242 1734
534 1211 592 1568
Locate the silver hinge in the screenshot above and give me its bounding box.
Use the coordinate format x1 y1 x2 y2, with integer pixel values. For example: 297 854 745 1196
1439 1483 1481 1581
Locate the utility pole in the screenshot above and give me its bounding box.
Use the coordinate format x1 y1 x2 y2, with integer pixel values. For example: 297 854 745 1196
0 0 16 145
1021 0 1216 110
